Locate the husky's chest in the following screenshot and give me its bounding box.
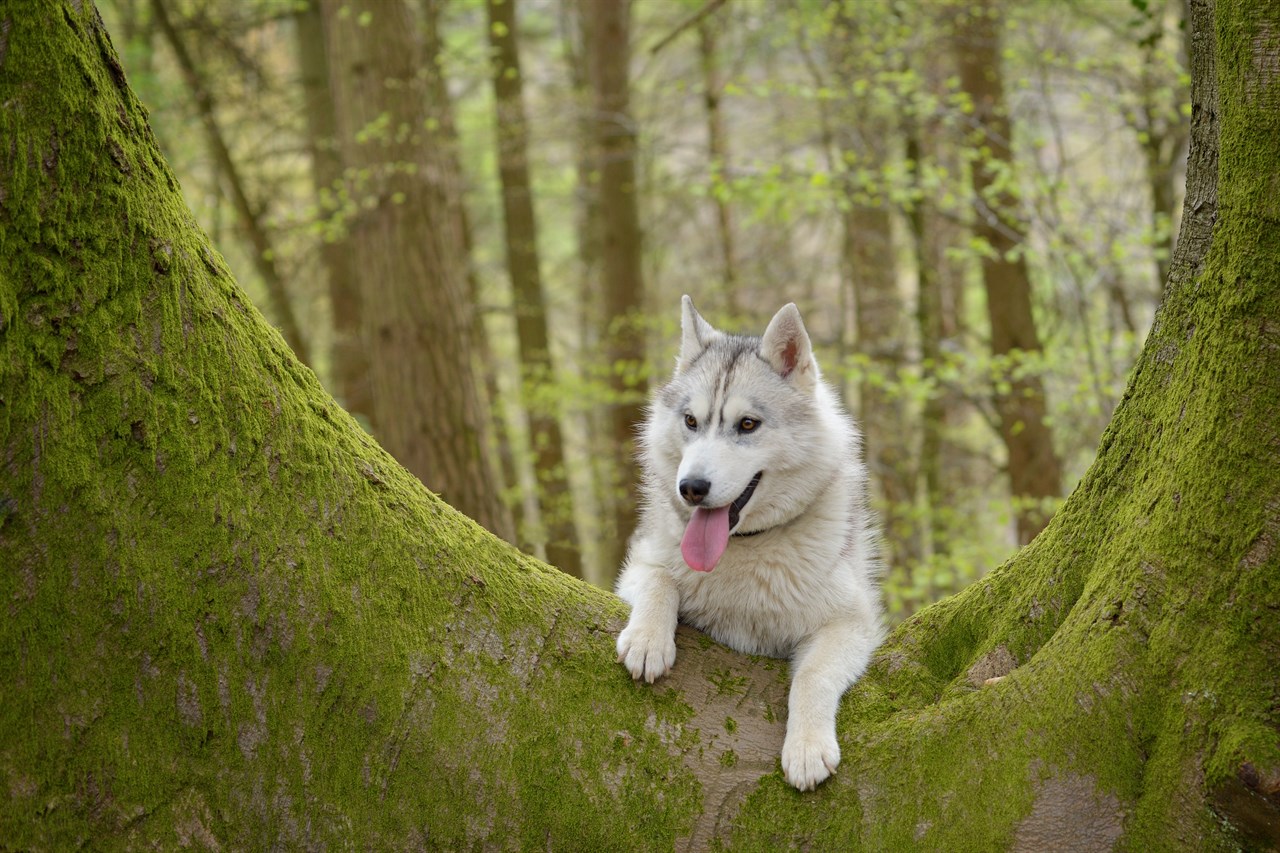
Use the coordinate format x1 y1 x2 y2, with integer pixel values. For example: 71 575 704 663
669 529 843 658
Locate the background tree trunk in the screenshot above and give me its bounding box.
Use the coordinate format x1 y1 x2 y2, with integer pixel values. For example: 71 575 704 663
904 25 970 589
954 0 1064 545
317 0 514 541
486 0 581 578
581 0 646 575
906 109 952 576
420 0 524 546
2 1 1277 850
697 17 739 312
557 0 612 583
295 0 371 425
829 6 923 578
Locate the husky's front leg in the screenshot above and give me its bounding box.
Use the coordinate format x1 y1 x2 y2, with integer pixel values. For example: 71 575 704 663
615 556 679 683
782 614 881 790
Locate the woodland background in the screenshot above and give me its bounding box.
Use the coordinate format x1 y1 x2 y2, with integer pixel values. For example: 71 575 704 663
100 0 1191 615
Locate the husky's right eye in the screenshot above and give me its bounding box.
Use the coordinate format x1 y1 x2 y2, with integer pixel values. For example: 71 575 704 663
684 414 698 430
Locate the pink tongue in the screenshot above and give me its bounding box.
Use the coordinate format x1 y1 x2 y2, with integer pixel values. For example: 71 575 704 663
681 506 731 572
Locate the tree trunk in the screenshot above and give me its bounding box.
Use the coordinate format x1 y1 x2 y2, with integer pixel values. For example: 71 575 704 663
420 0 524 548
316 0 513 541
904 26 970 581
295 0 371 425
954 0 1064 545
486 0 581 578
905 109 951 571
581 0 646 577
1137 0 1191 297
558 0 611 583
828 7 923 577
2 1 1278 850
846 202 923 578
697 18 738 312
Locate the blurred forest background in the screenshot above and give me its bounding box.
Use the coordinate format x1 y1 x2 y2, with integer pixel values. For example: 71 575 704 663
98 0 1190 619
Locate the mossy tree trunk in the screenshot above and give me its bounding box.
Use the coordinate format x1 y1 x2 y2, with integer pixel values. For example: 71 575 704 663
1 1 1277 849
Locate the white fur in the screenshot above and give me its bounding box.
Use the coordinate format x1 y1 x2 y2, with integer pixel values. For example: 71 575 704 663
616 296 884 791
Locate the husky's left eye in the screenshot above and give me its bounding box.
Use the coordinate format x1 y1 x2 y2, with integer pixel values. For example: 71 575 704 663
684 414 698 430
738 417 759 433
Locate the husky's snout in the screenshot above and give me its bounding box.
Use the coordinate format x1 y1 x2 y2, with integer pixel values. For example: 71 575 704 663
678 477 711 505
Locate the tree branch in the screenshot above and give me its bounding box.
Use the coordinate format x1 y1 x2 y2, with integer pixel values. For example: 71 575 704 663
648 0 728 56
151 0 311 366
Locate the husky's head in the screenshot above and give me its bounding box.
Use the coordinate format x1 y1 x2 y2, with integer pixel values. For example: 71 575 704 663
643 296 844 573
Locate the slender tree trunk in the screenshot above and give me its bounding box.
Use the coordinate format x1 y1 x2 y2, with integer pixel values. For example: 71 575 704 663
295 0 371 425
3 1 1278 849
420 0 524 545
317 0 513 541
903 29 970 578
151 0 311 366
581 0 646 575
828 7 922 576
486 0 581 577
906 115 950 570
1137 0 1192 296
557 0 610 583
697 18 738 312
954 0 1063 545
846 203 922 577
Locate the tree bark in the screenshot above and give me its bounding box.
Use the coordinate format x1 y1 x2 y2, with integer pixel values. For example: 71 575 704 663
2 1 1278 850
316 0 513 541
486 0 581 578
905 108 951 571
420 0 524 548
846 201 923 576
903 21 970 579
581 0 646 575
828 6 923 577
1136 0 1192 296
954 0 1064 545
697 18 738 311
295 0 371 424
557 0 612 583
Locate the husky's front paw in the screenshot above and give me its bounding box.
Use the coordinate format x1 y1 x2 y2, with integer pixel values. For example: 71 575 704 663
616 621 676 683
781 727 840 791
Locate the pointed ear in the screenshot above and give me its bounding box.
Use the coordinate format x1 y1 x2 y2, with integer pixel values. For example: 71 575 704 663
678 295 718 372
760 303 816 388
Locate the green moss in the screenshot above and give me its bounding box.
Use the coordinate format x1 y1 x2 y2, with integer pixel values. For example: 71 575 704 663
708 668 750 697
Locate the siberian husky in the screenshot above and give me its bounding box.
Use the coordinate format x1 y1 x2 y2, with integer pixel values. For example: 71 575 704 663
616 296 884 791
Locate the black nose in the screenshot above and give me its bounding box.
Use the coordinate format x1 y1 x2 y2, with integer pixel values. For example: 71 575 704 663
679 478 711 505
